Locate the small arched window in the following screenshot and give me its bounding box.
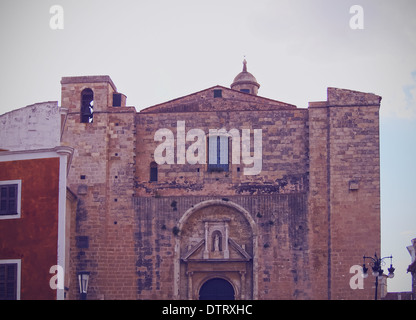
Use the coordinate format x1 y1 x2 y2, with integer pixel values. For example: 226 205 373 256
150 162 158 182
80 88 94 123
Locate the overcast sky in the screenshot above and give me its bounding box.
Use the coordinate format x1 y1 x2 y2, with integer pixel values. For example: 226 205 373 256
0 0 415 293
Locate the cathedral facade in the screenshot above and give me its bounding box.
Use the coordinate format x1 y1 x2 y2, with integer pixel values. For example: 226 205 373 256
60 62 381 300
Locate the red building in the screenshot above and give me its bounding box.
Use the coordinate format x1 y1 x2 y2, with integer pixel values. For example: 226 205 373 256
0 147 73 300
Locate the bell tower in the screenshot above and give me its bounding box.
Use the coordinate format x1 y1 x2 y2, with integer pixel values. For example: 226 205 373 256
60 75 137 300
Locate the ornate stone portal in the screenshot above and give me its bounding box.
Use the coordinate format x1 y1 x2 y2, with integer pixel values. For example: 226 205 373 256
174 200 257 300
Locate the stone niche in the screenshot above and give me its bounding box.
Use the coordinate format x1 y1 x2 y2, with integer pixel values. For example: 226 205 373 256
176 200 256 300
203 219 230 260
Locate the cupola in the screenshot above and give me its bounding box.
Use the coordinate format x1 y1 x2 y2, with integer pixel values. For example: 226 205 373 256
230 59 260 95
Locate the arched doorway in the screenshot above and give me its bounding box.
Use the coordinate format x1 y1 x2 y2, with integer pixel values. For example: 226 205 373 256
199 278 235 300
174 199 258 300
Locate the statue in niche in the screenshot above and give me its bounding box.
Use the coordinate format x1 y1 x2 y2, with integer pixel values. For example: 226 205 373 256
214 234 219 251
212 231 222 252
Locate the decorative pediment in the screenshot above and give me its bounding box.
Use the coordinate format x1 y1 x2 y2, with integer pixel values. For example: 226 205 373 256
182 239 205 261
181 238 252 262
228 238 252 261
182 219 253 262
140 86 296 114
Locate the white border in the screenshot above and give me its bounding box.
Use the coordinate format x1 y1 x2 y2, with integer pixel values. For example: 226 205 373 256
56 149 69 300
0 180 22 220
0 259 21 300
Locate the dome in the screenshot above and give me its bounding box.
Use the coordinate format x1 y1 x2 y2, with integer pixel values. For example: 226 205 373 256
230 59 260 95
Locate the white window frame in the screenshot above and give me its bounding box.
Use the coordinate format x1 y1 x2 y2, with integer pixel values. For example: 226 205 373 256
0 259 21 300
0 180 22 220
207 134 230 172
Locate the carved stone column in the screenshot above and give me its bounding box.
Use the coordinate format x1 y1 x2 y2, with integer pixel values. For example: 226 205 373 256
203 222 209 259
240 271 246 300
187 271 194 300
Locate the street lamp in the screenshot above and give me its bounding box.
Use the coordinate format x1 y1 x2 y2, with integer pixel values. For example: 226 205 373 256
78 271 90 300
362 253 395 300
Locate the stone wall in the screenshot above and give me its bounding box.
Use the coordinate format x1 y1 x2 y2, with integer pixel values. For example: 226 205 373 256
61 76 138 300
58 75 381 300
0 101 60 151
308 87 381 299
135 86 309 198
134 194 309 300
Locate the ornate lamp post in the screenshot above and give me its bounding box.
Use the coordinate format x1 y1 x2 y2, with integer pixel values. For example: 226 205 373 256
362 253 395 300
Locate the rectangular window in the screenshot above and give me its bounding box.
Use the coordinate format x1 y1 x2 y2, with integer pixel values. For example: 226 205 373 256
0 260 21 300
213 89 222 98
0 180 21 220
113 93 122 107
76 236 89 249
150 162 158 182
208 136 229 172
